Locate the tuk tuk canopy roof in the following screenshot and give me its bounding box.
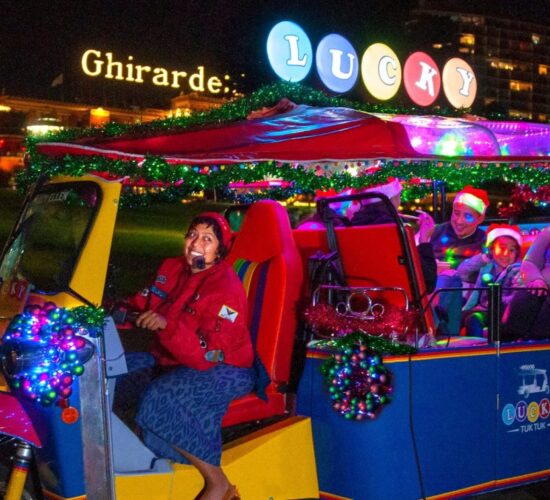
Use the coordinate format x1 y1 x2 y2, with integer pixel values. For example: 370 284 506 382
37 104 550 165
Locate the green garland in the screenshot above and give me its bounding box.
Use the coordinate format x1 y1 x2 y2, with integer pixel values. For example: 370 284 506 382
317 331 417 356
17 153 550 205
21 81 549 203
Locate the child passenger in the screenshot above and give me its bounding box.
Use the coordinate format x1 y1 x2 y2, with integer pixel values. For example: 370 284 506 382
457 224 523 337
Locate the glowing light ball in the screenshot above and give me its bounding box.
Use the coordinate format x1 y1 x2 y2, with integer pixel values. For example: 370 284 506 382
316 34 358 93
267 21 313 82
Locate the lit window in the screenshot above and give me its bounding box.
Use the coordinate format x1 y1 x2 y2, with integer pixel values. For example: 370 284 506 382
510 109 532 120
538 114 547 122
539 65 549 75
460 34 475 46
509 80 533 92
490 60 515 71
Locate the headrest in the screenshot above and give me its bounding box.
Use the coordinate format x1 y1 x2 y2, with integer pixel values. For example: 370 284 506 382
230 200 291 262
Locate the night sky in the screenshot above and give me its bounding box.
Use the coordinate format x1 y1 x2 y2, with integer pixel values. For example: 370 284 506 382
1 0 548 107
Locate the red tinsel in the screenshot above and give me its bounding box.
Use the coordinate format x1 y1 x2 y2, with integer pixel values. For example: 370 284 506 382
498 184 550 217
303 302 420 341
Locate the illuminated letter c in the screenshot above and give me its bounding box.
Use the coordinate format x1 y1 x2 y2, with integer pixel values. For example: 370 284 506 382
378 55 397 85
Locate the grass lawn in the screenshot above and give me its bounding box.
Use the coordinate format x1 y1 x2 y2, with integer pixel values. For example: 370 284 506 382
0 188 313 300
0 188 232 299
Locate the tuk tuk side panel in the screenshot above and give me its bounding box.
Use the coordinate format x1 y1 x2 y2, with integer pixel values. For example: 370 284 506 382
297 347 499 499
496 345 550 483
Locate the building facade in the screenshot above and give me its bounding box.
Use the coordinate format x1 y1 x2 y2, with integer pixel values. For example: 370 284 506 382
0 92 226 182
407 1 550 121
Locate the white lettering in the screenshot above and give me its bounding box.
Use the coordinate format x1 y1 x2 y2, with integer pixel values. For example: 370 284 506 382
379 55 397 85
152 68 169 86
207 76 222 94
456 67 475 96
170 70 187 88
415 61 438 96
81 49 103 77
134 65 152 83
105 53 124 80
189 66 205 92
329 49 355 79
284 35 307 66
126 56 135 82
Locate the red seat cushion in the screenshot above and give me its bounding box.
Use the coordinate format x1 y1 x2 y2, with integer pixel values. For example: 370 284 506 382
223 201 303 427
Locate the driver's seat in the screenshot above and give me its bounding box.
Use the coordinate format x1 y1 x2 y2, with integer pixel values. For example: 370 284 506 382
222 200 303 427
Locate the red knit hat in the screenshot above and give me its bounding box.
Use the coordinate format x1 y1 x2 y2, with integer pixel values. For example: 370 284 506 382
453 185 490 214
486 224 523 248
196 212 233 248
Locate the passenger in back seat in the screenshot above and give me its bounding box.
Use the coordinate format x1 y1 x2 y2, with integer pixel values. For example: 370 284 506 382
417 186 489 335
458 225 523 337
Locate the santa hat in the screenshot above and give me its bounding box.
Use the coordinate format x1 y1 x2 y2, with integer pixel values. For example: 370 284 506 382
453 185 489 215
486 224 523 248
361 178 402 200
196 212 233 248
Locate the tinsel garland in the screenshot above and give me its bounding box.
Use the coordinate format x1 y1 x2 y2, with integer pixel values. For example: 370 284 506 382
304 302 420 341
16 153 550 205
318 332 416 420
498 184 550 217
21 81 549 205
316 331 417 355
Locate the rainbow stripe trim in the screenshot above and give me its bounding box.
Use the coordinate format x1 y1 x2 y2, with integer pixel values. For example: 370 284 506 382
308 342 550 363
233 258 269 344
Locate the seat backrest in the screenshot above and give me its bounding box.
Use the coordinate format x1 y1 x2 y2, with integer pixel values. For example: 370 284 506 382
293 222 435 333
227 200 303 387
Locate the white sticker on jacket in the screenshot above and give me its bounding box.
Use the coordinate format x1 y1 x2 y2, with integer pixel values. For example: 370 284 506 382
218 305 238 323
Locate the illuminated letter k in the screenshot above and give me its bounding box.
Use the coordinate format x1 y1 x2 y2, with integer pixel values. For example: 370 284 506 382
415 62 438 96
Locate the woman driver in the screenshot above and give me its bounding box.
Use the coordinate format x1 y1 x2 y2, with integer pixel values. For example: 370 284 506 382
129 212 254 500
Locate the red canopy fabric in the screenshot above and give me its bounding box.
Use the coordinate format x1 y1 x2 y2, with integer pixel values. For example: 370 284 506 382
37 105 420 165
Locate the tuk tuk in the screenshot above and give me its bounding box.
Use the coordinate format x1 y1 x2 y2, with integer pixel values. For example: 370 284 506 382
1 85 550 499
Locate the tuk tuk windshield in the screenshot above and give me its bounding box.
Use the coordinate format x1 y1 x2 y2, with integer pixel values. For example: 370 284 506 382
0 182 101 294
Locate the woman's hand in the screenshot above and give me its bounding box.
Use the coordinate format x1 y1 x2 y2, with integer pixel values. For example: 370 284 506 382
525 279 549 296
136 310 167 331
416 210 435 244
